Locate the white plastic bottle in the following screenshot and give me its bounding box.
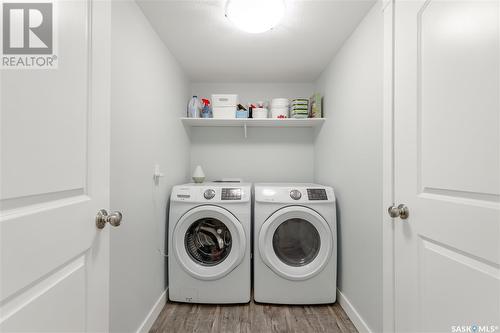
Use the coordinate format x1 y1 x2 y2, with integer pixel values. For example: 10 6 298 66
187 96 201 118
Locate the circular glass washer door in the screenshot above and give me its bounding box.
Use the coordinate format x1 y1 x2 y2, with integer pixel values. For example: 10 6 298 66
259 206 332 281
173 205 246 281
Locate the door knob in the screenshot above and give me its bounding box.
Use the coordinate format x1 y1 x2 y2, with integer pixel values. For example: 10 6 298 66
96 209 123 229
388 204 409 219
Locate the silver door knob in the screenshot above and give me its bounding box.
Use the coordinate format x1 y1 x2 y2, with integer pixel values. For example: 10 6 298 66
388 204 409 219
96 209 123 229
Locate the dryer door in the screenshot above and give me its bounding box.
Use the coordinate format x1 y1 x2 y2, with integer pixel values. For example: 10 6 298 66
173 205 246 281
259 206 333 281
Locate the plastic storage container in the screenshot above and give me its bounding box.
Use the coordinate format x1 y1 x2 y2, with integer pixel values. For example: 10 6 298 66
213 106 236 119
212 94 238 119
290 98 309 119
211 94 239 107
236 110 249 118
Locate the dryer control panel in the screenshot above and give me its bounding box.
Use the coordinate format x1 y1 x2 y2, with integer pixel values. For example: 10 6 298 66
172 183 250 203
254 184 335 204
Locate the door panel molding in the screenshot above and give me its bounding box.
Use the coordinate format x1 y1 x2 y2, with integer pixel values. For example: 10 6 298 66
417 0 500 198
0 0 92 203
0 255 85 324
421 237 500 277
420 187 500 207
418 237 500 332
0 189 87 212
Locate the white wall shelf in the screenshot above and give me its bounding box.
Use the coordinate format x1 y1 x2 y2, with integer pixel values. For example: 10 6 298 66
181 117 325 128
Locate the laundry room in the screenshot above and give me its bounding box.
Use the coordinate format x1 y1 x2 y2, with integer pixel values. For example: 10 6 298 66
1 1 498 333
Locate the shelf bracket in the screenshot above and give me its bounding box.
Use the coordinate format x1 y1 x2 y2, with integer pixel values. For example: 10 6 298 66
243 122 247 139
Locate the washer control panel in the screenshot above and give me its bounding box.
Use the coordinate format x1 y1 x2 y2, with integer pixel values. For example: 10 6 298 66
307 188 328 200
203 189 216 200
171 184 250 203
221 188 242 200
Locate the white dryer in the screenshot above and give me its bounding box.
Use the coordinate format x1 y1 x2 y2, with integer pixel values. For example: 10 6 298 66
253 183 337 304
169 183 251 303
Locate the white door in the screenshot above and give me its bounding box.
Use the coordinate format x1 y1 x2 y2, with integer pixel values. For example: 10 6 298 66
393 0 500 332
0 0 111 331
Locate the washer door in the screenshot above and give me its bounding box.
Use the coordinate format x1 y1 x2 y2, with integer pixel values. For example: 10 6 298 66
259 206 332 281
173 205 246 281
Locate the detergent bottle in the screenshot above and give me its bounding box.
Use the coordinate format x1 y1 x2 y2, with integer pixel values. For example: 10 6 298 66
201 98 212 118
187 96 201 118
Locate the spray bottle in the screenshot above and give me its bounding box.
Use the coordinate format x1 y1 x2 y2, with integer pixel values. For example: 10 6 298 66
201 98 212 118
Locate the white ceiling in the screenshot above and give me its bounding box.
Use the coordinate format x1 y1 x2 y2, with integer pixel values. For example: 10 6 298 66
137 0 375 82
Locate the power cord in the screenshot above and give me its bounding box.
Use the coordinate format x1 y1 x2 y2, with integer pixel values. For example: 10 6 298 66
152 169 169 259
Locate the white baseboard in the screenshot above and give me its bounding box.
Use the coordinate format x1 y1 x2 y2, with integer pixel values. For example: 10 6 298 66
337 289 372 333
136 289 167 333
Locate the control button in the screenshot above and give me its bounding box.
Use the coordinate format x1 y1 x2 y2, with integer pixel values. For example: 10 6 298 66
290 189 302 200
204 189 216 200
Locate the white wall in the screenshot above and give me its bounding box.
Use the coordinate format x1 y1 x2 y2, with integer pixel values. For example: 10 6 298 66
190 82 315 183
110 1 190 332
314 3 383 332
190 127 314 183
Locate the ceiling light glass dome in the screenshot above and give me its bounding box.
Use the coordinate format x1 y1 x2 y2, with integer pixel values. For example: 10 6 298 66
225 0 286 34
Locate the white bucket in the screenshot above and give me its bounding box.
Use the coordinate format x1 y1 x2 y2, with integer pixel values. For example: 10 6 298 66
271 107 289 118
271 98 289 108
253 108 268 118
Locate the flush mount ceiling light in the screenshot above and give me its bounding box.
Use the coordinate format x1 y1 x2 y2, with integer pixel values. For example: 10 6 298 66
225 0 286 34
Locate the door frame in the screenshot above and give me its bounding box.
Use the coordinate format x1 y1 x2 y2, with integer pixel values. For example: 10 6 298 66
382 0 396 332
86 0 112 331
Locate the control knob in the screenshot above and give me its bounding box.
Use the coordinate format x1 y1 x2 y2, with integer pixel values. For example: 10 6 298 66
204 189 216 200
290 189 302 200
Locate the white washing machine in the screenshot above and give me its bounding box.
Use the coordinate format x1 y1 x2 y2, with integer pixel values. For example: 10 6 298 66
168 183 251 303
253 183 337 304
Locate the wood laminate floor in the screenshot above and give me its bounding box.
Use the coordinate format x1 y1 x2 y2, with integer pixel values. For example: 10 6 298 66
149 301 358 333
